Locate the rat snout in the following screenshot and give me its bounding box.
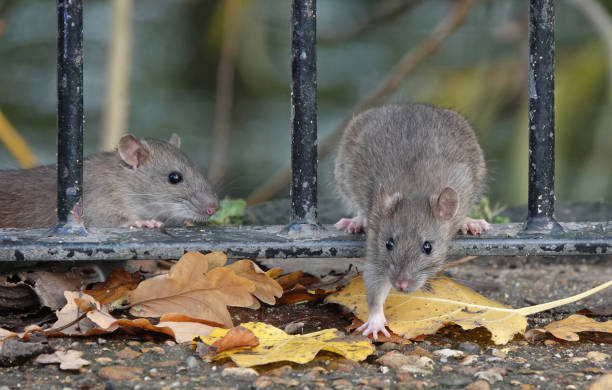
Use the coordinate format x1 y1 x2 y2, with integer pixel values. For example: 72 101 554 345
205 201 218 216
193 192 219 217
393 278 413 292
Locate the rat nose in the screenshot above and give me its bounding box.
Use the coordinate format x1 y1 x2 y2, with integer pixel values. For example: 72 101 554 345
205 202 218 215
395 279 411 291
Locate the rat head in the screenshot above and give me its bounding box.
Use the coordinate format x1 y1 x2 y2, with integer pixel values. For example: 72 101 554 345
117 134 219 226
367 185 458 293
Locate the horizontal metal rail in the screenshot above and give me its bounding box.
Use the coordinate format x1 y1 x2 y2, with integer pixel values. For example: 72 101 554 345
0 222 609 262
0 0 611 266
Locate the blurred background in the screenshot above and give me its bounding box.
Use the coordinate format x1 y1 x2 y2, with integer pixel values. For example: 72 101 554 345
0 0 610 215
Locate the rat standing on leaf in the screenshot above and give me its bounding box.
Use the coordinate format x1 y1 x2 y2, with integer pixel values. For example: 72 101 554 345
334 104 489 339
0 134 219 228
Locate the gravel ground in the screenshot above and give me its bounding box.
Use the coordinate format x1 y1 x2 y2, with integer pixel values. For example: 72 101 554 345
0 255 610 390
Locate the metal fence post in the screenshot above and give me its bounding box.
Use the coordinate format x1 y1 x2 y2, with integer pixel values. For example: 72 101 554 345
54 0 86 235
524 0 562 235
287 0 319 233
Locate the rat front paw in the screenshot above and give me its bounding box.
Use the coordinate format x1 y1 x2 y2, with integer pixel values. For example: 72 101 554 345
129 220 164 229
460 217 491 236
334 215 367 233
356 313 390 340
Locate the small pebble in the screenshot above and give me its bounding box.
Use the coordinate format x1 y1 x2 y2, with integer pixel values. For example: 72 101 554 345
458 342 480 354
186 356 199 369
222 367 259 378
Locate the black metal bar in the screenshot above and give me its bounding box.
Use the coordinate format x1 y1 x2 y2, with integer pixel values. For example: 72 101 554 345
289 0 318 229
55 0 86 235
525 0 562 234
0 223 610 261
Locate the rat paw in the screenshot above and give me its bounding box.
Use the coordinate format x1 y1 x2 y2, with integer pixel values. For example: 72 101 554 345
460 218 491 235
357 314 390 340
334 215 367 233
130 220 164 229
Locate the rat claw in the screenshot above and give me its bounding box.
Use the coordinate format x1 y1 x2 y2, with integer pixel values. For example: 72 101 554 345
129 219 164 229
460 218 490 236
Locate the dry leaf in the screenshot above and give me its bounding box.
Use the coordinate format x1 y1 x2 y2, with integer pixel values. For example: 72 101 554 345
49 292 118 336
211 326 259 354
328 276 526 344
227 260 283 307
84 269 142 305
276 271 304 290
127 252 258 327
196 251 228 269
526 314 612 342
277 284 329 304
265 267 283 279
198 322 374 367
34 350 91 370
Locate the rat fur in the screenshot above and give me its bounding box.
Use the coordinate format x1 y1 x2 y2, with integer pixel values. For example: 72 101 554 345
0 134 218 228
334 103 489 338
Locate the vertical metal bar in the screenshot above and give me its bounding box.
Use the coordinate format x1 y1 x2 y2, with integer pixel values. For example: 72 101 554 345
524 0 562 234
55 0 86 235
289 0 318 229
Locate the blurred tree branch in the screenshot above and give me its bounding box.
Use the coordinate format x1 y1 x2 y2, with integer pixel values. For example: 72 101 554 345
208 0 244 185
247 0 475 205
0 110 37 168
101 0 133 151
319 0 422 45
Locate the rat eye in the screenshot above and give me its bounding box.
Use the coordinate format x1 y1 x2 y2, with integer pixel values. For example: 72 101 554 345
168 171 183 184
385 238 394 251
422 241 432 255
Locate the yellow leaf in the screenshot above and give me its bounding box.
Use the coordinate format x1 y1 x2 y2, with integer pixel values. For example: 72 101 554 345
526 314 612 342
327 276 526 345
198 322 374 367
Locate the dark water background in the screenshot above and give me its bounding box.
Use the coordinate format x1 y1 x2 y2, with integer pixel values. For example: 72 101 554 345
0 0 610 210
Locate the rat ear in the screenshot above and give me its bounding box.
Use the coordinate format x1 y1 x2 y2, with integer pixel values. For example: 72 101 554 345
118 134 149 169
169 133 181 149
430 187 458 222
377 184 402 213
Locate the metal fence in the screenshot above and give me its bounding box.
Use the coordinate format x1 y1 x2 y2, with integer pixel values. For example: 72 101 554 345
0 0 610 263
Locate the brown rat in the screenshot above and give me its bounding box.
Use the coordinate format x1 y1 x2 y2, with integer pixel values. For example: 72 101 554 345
0 134 219 228
334 103 489 339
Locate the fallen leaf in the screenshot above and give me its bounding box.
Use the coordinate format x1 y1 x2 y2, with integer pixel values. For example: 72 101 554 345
49 292 118 336
328 277 612 345
278 284 329 304
327 276 526 344
198 322 374 367
211 326 259 354
84 269 142 305
265 267 283 280
127 252 258 327
34 350 91 370
526 315 612 342
276 271 304 290
227 260 283 307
